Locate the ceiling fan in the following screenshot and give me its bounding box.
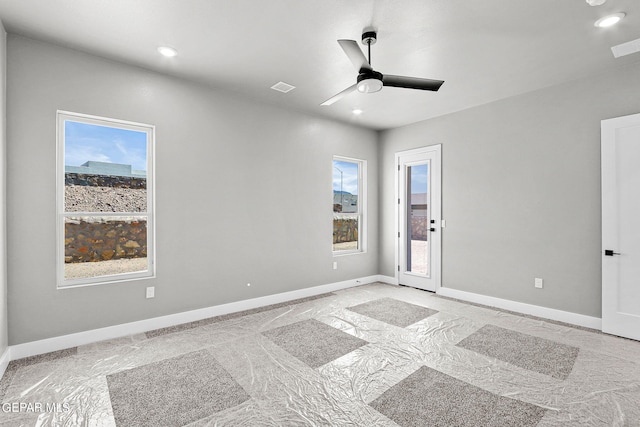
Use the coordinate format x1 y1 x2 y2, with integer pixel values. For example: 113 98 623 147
321 30 444 106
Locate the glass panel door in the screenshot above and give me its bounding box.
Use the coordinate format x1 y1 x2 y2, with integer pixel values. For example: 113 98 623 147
396 144 441 292
406 162 429 276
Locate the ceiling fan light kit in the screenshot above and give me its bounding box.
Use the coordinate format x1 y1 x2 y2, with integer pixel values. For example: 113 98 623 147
321 30 444 106
357 72 384 93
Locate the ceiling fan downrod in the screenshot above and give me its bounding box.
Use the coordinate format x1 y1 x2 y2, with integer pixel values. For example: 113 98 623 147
361 31 377 68
356 30 383 93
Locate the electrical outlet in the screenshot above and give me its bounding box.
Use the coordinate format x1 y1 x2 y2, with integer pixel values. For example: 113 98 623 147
333 261 338 270
534 278 543 289
146 286 155 298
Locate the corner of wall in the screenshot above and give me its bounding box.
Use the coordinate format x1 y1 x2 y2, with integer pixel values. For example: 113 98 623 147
0 19 8 377
375 128 387 276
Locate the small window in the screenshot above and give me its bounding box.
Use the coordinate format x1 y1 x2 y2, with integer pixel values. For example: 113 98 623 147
57 111 155 287
333 157 366 254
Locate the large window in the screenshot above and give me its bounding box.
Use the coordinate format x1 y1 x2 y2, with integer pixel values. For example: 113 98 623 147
333 156 366 254
57 111 155 287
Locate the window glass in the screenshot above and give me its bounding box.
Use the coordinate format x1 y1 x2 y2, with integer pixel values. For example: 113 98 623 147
333 157 364 253
58 112 154 287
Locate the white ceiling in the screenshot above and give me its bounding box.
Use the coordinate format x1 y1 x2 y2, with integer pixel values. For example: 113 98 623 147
0 0 639 130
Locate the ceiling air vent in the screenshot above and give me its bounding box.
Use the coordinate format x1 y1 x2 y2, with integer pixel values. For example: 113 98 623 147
270 81 296 93
611 37 640 58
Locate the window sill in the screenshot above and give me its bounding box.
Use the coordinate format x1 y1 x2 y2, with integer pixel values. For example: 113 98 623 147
332 249 367 257
58 271 155 290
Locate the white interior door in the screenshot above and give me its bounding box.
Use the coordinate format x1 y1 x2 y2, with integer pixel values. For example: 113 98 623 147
396 145 441 292
602 112 640 341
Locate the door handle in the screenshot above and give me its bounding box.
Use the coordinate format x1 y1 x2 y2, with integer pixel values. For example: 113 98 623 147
604 249 621 256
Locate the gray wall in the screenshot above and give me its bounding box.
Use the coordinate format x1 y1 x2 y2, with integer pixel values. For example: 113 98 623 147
0 21 7 357
6 35 378 345
379 60 640 318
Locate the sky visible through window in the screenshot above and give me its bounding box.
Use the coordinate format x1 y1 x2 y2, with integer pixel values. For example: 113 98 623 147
411 164 428 195
333 160 359 195
64 121 148 171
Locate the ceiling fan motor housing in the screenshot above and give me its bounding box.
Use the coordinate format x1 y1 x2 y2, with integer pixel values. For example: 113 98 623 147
357 69 383 93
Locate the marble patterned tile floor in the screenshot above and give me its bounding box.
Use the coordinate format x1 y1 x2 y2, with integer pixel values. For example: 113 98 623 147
1 282 639 426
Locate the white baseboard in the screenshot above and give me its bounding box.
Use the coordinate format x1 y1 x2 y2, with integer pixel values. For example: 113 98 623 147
5 278 603 368
0 347 10 378
9 275 382 361
376 275 398 285
437 287 602 330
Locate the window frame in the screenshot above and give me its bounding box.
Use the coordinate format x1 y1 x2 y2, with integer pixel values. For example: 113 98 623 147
332 155 367 256
56 110 156 288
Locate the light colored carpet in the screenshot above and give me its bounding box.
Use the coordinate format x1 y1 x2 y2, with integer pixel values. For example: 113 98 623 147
262 318 368 368
456 324 579 380
106 349 250 426
370 366 547 427
347 297 438 327
3 283 639 426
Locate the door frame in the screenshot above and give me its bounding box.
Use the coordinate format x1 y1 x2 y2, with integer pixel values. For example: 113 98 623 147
601 112 640 341
394 145 442 292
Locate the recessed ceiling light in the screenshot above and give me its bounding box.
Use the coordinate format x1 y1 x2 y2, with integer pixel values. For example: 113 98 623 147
594 13 625 28
586 0 607 6
352 109 363 115
157 46 178 57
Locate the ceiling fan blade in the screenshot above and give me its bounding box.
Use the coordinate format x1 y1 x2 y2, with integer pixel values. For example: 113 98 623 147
320 84 358 106
337 40 372 72
382 74 444 91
